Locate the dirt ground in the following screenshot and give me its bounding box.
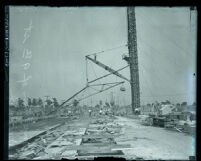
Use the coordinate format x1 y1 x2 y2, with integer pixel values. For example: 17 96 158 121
9 115 195 160
115 116 195 160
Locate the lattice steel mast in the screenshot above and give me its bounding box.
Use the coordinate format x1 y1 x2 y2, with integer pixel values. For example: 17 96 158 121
127 7 140 114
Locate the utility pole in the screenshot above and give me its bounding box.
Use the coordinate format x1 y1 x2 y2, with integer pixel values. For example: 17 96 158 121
127 7 140 114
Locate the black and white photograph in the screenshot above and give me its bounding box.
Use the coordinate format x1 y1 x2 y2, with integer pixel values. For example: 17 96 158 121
7 6 196 160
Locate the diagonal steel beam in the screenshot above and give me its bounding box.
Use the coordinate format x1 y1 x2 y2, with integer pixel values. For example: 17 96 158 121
88 65 129 84
86 56 130 83
89 81 125 87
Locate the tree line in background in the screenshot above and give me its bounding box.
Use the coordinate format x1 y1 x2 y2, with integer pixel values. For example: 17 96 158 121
10 97 196 117
14 97 59 108
9 97 60 118
12 98 196 110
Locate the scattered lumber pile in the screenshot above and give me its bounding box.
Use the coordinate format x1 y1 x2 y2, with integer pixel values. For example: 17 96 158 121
139 115 153 126
165 120 196 135
139 114 196 135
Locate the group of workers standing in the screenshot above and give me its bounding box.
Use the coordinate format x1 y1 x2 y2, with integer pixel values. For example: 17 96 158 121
88 109 107 117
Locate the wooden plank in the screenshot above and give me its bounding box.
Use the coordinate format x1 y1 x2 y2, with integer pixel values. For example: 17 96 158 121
46 128 87 150
81 143 116 146
46 143 130 151
59 144 131 151
87 129 105 132
62 134 121 139
75 154 125 159
82 134 121 139
174 127 183 133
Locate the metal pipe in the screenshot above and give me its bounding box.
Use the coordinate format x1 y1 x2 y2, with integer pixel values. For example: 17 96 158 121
89 81 125 87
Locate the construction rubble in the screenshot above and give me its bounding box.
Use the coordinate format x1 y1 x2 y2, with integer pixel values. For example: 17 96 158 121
139 114 196 135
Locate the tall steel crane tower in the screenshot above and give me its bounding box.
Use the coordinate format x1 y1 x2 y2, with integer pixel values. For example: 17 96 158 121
127 7 140 113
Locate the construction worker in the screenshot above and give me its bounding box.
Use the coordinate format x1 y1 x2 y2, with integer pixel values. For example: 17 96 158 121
89 109 92 117
99 109 103 115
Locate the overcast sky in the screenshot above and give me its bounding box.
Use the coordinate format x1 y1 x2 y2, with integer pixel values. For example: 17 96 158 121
9 6 197 106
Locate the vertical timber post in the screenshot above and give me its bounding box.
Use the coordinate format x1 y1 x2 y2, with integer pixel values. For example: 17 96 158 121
127 7 140 114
